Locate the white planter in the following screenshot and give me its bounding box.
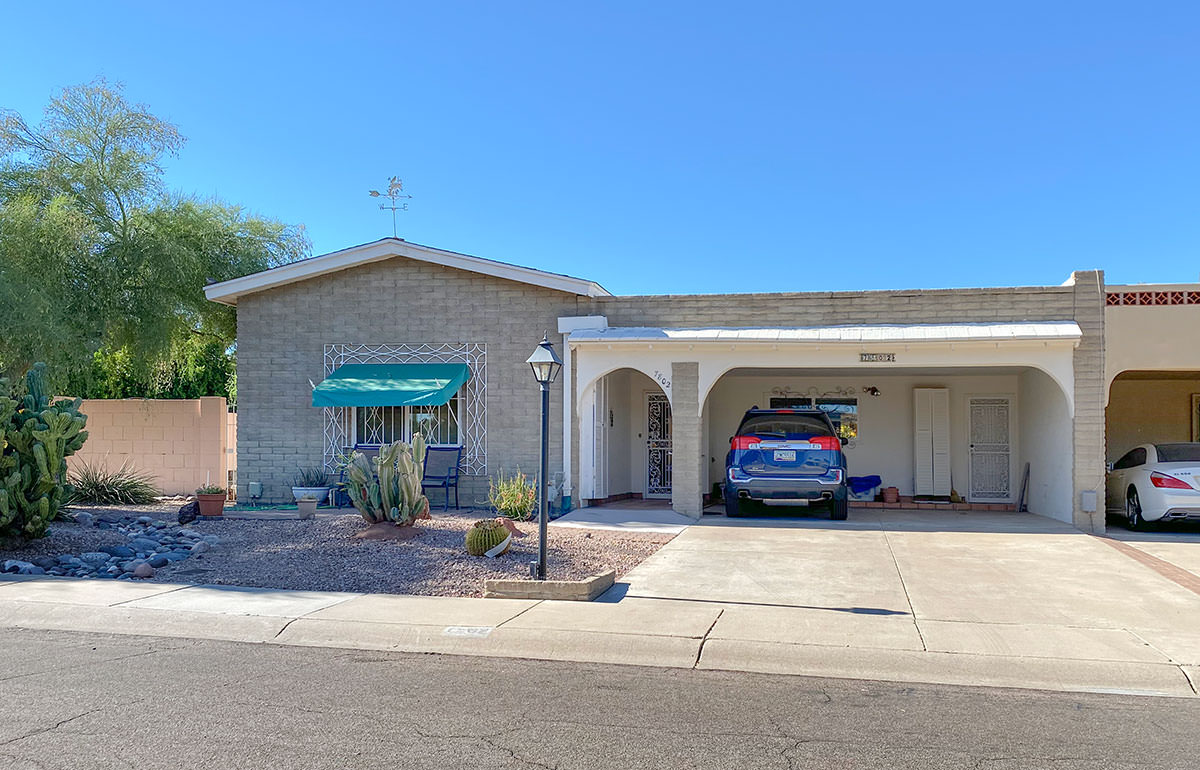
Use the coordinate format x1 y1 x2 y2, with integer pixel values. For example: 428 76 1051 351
292 486 330 504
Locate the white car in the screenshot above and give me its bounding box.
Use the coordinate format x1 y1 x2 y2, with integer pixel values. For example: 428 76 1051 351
1106 443 1200 529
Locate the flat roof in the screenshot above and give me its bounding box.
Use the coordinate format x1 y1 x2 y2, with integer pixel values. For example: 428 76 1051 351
569 322 1083 344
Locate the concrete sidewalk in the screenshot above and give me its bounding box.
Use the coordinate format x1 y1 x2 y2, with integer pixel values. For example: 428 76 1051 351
0 570 1196 698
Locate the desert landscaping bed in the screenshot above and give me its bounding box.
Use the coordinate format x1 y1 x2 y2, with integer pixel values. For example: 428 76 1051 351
0 504 673 597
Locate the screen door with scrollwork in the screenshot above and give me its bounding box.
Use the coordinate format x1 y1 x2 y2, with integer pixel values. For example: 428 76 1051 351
645 392 672 497
968 396 1012 501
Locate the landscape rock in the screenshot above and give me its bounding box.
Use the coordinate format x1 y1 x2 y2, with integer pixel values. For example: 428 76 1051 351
101 545 135 558
3 560 34 574
190 541 211 555
31 556 59 570
79 552 110 565
18 565 46 575
130 538 160 553
133 563 155 579
148 555 169 568
74 512 94 527
177 501 199 525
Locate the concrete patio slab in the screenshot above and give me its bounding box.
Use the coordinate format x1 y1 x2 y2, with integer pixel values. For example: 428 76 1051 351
122 584 358 617
501 597 721 638
698 639 1197 697
707 604 924 651
0 576 186 606
276 617 703 668
304 593 537 627
0 599 290 644
887 528 1200 629
918 620 1171 663
1112 535 1200 581
550 506 692 534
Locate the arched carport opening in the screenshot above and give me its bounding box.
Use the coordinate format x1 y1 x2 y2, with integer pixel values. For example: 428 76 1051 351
1106 370 1200 464
701 365 1074 521
576 367 671 506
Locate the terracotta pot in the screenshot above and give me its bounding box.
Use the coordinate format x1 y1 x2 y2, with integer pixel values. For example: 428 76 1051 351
196 493 226 517
882 486 900 504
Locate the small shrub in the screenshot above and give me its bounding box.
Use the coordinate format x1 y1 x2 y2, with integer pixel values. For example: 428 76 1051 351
488 470 537 520
196 484 226 495
69 461 159 505
293 466 330 487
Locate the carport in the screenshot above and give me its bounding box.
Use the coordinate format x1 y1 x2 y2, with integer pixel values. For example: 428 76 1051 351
569 321 1082 524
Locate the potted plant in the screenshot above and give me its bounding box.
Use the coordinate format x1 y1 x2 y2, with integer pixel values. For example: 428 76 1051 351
291 467 331 504
296 493 319 520
195 484 227 517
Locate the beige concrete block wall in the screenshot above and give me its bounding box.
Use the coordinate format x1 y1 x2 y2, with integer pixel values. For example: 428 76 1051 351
236 258 590 503
1069 270 1107 533
69 398 231 496
1107 376 1200 458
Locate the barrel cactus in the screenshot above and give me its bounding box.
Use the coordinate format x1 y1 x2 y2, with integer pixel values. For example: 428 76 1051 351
465 519 511 557
0 363 89 542
343 434 430 526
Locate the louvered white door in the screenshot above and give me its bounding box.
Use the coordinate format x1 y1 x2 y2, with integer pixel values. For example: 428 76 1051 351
914 388 951 496
593 378 608 500
968 397 1011 501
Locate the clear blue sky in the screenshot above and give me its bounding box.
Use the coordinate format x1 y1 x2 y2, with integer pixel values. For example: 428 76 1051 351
3 2 1198 294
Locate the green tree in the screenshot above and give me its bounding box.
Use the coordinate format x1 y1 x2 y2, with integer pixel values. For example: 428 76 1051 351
0 79 309 391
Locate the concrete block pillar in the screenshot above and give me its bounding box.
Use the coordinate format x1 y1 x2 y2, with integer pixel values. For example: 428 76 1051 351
1070 269 1107 534
671 361 702 518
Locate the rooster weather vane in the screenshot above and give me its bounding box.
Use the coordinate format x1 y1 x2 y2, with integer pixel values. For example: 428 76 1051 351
369 176 413 238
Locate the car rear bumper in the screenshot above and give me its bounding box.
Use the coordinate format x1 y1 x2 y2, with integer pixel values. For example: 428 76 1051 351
726 477 847 504
1139 487 1200 522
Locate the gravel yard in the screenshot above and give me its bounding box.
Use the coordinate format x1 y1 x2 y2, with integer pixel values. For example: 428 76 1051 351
0 504 674 597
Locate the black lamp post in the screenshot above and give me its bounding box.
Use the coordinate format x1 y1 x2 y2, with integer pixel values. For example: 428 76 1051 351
526 334 563 580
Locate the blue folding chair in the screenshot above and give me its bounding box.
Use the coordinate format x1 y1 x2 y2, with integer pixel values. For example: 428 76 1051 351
422 446 463 511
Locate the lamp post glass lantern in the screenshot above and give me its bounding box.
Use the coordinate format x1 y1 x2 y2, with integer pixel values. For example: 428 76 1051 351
526 335 562 580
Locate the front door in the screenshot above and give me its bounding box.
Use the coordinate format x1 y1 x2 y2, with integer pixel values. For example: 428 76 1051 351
646 392 672 498
968 396 1012 501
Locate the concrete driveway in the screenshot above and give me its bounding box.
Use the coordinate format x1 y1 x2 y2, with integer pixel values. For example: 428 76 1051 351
607 508 1200 692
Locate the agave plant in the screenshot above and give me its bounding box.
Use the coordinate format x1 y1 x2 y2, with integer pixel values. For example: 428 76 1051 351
343 434 430 526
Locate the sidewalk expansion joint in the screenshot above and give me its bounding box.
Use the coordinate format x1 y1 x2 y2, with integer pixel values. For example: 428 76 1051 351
881 528 926 651
493 599 544 629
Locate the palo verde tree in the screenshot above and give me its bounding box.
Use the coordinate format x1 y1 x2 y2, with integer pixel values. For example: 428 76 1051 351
0 79 310 394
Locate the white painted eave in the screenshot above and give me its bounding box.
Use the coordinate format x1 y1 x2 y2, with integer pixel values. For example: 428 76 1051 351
569 322 1083 346
203 238 611 305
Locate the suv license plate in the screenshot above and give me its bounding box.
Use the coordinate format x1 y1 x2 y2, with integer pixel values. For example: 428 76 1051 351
773 450 796 462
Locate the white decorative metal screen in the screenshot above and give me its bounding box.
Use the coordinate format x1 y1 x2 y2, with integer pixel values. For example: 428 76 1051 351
969 397 1011 500
646 393 672 496
322 343 486 475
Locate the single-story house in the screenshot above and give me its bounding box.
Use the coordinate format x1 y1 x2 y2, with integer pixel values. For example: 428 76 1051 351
204 238 1200 533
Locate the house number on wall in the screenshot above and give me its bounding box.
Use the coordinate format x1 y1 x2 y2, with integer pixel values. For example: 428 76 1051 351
652 370 672 390
860 353 896 362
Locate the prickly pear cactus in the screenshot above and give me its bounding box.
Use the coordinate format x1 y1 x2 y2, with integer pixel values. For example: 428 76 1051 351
0 364 89 541
343 434 430 526
465 519 510 557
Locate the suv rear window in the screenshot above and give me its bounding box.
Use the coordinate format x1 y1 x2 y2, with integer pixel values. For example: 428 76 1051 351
1155 443 1200 462
738 413 834 438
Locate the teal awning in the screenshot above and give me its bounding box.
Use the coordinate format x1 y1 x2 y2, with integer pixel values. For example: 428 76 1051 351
311 363 470 408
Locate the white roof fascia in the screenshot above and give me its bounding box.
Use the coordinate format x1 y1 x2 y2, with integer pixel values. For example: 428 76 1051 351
568 322 1083 346
204 238 611 305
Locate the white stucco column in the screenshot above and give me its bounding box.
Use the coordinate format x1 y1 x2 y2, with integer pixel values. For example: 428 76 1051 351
557 316 607 511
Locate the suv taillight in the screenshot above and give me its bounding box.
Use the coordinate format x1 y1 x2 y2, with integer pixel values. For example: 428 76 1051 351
731 436 761 450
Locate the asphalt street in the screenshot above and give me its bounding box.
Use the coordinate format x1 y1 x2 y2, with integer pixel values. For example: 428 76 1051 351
0 627 1195 770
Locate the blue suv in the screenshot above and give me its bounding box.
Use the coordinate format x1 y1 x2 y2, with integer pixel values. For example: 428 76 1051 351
724 408 849 520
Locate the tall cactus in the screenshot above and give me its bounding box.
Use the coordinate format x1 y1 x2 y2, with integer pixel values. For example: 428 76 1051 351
342 434 430 526
0 364 89 541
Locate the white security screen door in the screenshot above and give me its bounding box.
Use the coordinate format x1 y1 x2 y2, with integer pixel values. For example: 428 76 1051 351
969 397 1012 501
645 392 672 498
